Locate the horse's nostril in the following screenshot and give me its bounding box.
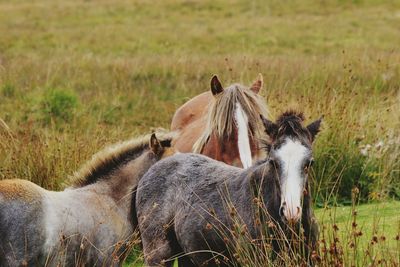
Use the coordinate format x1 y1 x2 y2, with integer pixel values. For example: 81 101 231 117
279 206 285 217
297 206 301 215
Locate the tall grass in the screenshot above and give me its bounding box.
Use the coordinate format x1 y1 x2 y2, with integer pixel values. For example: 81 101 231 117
1 55 398 198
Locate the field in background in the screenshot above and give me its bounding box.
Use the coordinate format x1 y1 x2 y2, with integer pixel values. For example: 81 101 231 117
0 0 399 265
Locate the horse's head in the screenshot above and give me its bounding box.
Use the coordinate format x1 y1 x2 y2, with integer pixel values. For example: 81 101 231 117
260 111 322 223
210 73 263 96
131 133 176 178
194 75 269 168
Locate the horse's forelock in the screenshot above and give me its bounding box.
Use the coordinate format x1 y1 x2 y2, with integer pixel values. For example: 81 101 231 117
276 110 305 124
274 110 310 140
193 83 269 153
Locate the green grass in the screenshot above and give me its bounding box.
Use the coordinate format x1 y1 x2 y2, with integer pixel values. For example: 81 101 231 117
316 201 400 262
318 201 400 239
0 0 399 265
1 0 400 56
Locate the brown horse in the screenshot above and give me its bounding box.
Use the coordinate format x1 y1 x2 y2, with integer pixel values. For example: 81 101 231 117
171 75 269 168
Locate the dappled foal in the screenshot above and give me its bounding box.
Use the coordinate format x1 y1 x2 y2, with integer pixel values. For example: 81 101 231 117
0 133 174 267
136 111 321 266
171 74 269 168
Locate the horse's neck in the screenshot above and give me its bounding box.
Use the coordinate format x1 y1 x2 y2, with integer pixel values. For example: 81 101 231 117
243 163 280 209
90 154 150 208
202 134 240 166
222 163 280 233
202 132 260 168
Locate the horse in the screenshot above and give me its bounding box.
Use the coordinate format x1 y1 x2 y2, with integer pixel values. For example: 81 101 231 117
0 132 175 267
135 111 322 266
171 74 269 168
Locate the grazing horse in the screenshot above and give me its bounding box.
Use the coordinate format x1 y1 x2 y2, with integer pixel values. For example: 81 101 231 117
0 133 174 267
136 111 321 266
171 75 269 168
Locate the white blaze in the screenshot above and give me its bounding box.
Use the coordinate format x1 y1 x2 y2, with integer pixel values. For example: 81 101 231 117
275 138 309 222
235 103 252 169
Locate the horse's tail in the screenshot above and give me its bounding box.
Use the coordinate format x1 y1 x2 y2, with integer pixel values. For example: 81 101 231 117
129 186 139 230
129 186 144 252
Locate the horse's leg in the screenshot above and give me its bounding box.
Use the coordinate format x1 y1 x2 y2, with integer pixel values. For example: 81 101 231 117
140 222 180 267
142 239 175 267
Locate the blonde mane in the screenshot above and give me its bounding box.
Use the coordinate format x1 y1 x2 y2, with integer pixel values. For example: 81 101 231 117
70 131 175 187
193 83 269 153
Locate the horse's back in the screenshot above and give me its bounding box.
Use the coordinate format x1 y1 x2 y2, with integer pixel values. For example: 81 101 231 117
139 153 237 188
0 179 46 266
171 92 212 153
172 119 206 153
137 153 241 221
170 91 211 131
0 178 44 199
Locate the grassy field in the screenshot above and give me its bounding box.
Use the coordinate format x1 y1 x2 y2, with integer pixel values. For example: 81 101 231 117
0 0 399 265
316 200 400 266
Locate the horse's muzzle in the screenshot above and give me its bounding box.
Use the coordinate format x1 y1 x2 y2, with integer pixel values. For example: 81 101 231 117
280 203 302 223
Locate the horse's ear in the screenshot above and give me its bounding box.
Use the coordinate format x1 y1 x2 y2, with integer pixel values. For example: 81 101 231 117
260 114 278 139
210 75 224 96
306 117 323 142
150 133 162 154
250 73 263 94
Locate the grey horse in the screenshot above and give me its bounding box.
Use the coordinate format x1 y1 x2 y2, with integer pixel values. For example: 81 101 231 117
135 111 321 266
0 133 175 267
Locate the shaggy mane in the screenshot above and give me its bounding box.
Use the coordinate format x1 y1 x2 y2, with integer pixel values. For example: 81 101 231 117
276 110 308 138
69 131 175 188
193 83 269 153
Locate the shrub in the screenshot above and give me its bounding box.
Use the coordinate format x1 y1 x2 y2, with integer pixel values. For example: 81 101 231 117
1 83 15 97
40 89 78 124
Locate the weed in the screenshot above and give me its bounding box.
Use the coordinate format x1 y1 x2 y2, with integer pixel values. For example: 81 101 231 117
1 83 15 97
40 89 78 125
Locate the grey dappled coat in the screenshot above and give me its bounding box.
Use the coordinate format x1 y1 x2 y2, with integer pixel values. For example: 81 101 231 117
136 153 317 266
